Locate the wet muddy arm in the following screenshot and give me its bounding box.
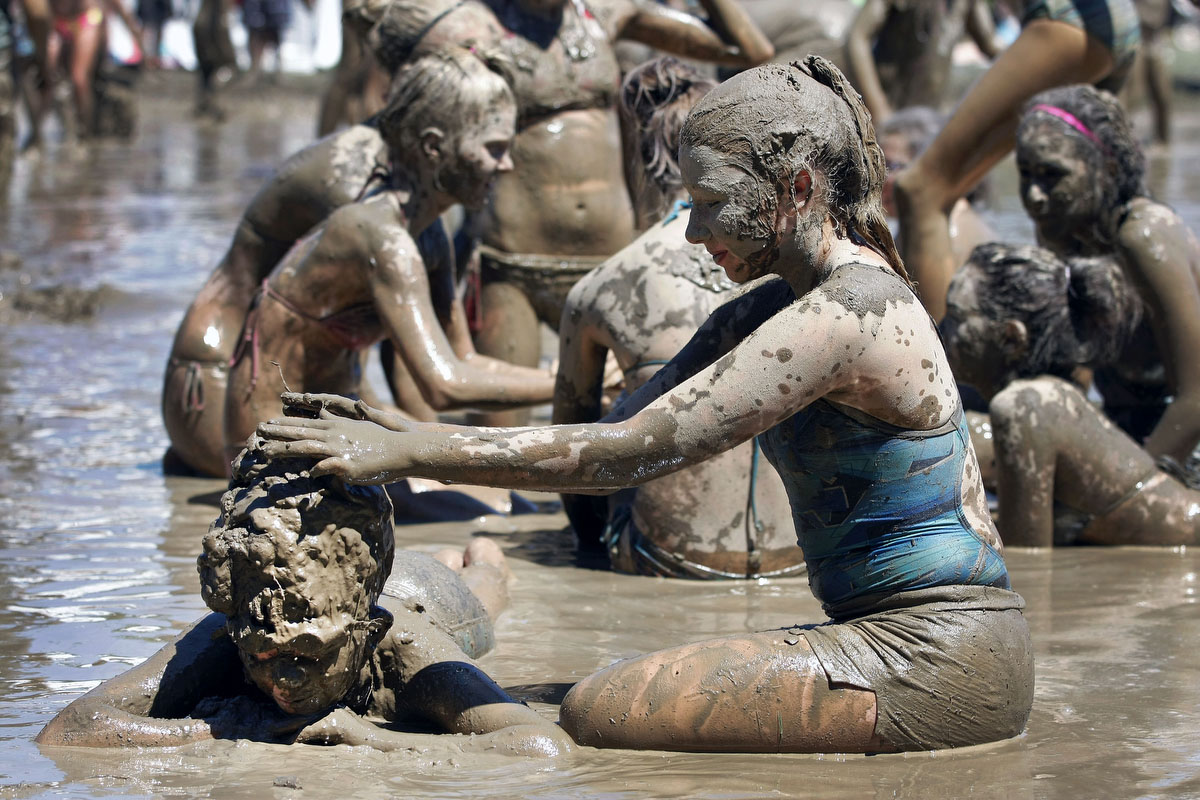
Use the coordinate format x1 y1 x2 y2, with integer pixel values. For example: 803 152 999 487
989 384 1057 547
616 0 774 67
259 291 850 491
369 237 555 411
35 615 236 748
1118 207 1200 463
966 0 1000 60
845 0 893 122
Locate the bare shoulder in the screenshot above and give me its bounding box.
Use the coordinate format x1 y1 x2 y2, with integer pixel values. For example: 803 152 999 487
810 262 921 330
989 375 1088 422
1117 197 1190 252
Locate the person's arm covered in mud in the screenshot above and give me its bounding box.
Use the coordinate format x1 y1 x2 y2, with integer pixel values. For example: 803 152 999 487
610 0 774 68
363 221 556 412
36 614 307 748
257 282 853 492
966 0 1000 60
296 610 572 757
844 0 893 123
1117 205 1200 463
553 284 616 545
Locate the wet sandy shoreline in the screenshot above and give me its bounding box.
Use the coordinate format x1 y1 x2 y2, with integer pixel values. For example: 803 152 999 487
0 80 1198 798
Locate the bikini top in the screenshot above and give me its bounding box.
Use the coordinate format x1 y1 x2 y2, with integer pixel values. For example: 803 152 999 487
758 396 1009 619
490 0 620 126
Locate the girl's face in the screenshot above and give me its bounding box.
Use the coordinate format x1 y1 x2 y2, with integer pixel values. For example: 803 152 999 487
439 98 516 210
679 143 780 283
1016 120 1102 247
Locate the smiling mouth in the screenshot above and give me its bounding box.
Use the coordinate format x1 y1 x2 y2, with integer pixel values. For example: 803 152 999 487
707 248 729 266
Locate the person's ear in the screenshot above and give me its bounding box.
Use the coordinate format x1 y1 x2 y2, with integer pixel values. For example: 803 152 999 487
1000 319 1029 362
786 169 813 217
420 127 446 163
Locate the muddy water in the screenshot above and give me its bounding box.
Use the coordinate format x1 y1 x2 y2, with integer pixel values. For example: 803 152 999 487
1 85 1199 798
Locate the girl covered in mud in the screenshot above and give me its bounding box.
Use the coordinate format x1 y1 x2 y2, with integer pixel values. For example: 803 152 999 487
941 242 1200 547
555 56 802 578
222 49 559 517
36 438 571 756
353 0 774 426
1014 85 1200 473
892 0 1142 320
163 93 455 480
258 58 1034 753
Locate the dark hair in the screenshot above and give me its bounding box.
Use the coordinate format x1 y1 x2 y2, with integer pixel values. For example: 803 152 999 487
197 438 395 636
619 57 716 221
1019 85 1145 240
679 56 909 282
966 242 1141 378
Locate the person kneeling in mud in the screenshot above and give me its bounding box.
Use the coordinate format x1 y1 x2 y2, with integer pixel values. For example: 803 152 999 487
942 242 1200 548
556 56 802 578
223 49 557 518
258 59 1033 754
35 438 571 755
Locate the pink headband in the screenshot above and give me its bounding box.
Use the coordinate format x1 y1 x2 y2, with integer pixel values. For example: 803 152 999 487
1030 104 1110 156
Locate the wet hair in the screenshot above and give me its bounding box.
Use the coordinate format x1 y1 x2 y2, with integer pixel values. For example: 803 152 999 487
343 0 456 73
965 242 1141 379
197 438 395 644
618 57 716 220
679 56 909 282
1018 85 1145 237
377 48 514 164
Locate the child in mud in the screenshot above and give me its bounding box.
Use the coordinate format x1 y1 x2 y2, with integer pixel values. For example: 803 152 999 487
893 0 1141 320
845 0 998 122
35 438 571 755
257 58 1033 754
222 49 558 517
1014 85 1200 473
353 0 774 426
164 51 510 478
555 57 802 578
941 242 1200 547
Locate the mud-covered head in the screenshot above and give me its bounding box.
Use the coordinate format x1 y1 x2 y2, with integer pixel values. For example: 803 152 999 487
618 57 716 226
942 242 1141 400
378 48 516 210
678 56 906 283
1017 85 1144 249
197 438 395 716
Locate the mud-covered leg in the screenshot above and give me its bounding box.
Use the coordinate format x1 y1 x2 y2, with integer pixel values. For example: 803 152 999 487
433 538 510 621
470 280 541 427
895 19 1115 320
560 630 885 753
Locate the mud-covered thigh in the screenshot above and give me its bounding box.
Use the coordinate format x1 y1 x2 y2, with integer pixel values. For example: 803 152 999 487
559 630 880 752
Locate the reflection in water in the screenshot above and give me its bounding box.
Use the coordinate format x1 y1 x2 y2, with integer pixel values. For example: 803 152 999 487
0 85 1198 796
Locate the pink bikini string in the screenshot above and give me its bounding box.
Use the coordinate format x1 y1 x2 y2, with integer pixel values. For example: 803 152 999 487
1030 104 1111 156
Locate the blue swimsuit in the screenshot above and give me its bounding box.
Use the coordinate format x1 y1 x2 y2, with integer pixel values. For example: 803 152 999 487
758 398 1009 619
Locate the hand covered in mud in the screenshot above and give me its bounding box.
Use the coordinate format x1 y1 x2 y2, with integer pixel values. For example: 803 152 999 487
280 392 417 433
294 706 377 748
193 694 318 743
256 410 413 484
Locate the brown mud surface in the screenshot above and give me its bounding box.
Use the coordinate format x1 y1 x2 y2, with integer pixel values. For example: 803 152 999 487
0 75 1198 798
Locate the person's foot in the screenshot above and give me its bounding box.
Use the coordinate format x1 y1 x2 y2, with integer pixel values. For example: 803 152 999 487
464 537 508 579
433 547 464 572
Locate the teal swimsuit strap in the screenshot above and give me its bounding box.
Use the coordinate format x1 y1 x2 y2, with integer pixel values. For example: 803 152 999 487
622 359 672 379
660 199 692 226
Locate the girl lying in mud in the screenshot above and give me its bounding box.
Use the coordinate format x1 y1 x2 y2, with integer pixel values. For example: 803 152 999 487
555 56 801 578
1013 84 1200 474
35 439 571 756
258 59 1034 753
942 243 1200 548
222 49 557 517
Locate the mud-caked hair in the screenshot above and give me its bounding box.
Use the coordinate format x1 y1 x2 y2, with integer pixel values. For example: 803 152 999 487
1019 85 1145 240
377 47 514 164
197 437 395 638
342 0 461 73
679 56 908 282
619 57 716 220
966 242 1141 378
